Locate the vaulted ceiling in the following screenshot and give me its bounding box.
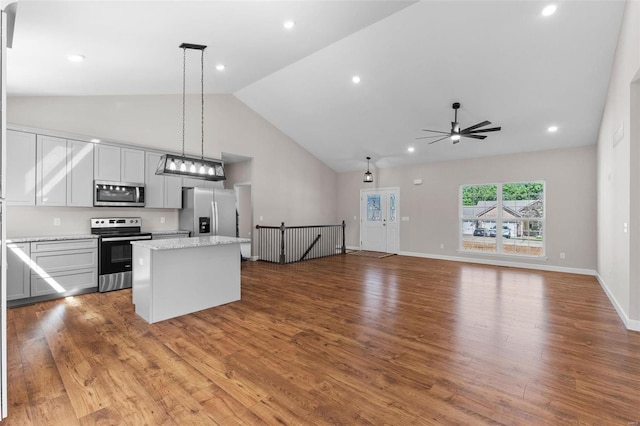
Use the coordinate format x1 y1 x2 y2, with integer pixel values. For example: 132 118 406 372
7 0 625 172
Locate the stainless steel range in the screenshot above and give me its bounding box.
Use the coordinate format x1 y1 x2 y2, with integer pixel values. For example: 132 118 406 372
91 217 152 292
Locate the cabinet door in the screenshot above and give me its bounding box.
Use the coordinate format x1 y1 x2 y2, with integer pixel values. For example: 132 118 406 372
144 152 165 208
94 145 121 181
36 135 67 206
67 140 94 207
165 176 183 208
6 242 31 300
121 148 145 183
6 130 36 205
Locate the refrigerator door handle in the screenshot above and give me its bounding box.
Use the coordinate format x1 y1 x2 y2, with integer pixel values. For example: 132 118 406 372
212 201 219 235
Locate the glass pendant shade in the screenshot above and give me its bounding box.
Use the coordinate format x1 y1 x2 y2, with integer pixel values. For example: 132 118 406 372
363 156 374 183
156 154 226 181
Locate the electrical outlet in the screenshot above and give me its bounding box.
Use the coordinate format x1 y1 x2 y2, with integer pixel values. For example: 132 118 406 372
560 252 566 259
440 243 444 249
160 217 165 224
260 216 263 221
53 218 61 226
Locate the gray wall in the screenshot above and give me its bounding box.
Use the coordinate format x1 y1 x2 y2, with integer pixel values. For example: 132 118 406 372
7 95 338 236
596 1 640 329
338 145 597 272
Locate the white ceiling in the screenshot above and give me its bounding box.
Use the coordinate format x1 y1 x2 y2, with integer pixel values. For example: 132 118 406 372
6 0 625 172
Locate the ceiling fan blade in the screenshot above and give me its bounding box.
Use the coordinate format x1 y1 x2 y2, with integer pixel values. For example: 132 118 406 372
460 120 491 133
416 134 453 139
428 136 451 145
464 126 501 134
461 134 487 140
421 129 451 135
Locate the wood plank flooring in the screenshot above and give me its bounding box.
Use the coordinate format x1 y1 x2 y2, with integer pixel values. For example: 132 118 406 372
5 255 640 424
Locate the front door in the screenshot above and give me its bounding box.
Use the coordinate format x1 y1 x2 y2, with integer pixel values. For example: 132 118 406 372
360 188 400 253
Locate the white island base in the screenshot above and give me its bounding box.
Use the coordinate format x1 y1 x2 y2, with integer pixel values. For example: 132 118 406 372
131 236 249 323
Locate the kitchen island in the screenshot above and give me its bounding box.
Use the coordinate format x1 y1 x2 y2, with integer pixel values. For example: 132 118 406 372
130 236 250 323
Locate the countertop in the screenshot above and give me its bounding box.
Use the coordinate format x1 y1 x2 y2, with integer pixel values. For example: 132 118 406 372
7 234 99 243
131 236 250 251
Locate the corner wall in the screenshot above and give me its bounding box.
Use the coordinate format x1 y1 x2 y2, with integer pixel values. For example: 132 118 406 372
596 1 640 330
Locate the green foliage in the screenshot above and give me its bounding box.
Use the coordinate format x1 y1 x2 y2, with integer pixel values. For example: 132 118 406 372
462 185 496 206
462 182 543 206
502 183 544 201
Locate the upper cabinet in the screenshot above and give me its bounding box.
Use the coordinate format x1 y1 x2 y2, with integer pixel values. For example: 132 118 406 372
66 140 94 207
36 135 67 206
36 136 94 207
121 148 145 183
6 130 36 205
145 151 182 209
94 145 144 183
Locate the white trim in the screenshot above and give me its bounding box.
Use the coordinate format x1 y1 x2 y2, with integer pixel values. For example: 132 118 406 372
595 274 640 332
398 250 596 276
456 249 548 262
346 245 360 251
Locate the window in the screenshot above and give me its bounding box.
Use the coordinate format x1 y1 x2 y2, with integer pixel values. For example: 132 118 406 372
460 182 544 257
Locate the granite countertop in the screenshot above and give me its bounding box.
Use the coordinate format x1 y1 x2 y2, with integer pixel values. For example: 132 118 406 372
131 236 251 251
148 230 191 235
7 234 99 243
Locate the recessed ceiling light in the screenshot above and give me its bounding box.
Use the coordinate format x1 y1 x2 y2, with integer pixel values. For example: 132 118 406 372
216 64 225 71
283 20 295 30
407 147 415 153
547 125 558 133
352 75 361 84
90 138 101 143
541 4 557 16
68 54 85 63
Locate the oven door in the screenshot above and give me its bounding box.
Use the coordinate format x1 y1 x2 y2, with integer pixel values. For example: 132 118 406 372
99 235 151 275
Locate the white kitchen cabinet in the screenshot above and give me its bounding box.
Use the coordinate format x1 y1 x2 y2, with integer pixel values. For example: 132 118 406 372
94 144 121 181
181 177 218 189
30 238 98 297
94 144 144 183
66 140 94 207
121 148 145 183
145 151 182 208
6 130 36 205
6 242 31 301
36 135 67 206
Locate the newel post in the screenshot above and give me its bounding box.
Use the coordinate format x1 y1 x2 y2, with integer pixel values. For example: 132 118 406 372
279 222 286 264
341 220 346 254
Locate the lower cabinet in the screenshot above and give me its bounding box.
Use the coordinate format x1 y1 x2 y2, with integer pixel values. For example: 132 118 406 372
7 238 98 304
6 242 31 301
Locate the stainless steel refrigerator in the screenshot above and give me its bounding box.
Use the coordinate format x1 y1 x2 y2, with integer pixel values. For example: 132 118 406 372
179 187 237 237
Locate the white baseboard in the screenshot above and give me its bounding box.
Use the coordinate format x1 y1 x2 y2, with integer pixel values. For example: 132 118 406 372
346 245 360 251
398 251 597 276
249 256 259 261
595 274 640 332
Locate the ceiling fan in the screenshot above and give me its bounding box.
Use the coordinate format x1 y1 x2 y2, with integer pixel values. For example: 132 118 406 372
417 102 501 145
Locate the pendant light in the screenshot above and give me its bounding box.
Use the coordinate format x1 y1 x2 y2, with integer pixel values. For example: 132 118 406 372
363 156 373 183
156 43 226 181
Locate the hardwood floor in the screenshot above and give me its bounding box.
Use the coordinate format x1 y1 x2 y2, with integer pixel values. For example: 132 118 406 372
5 255 640 424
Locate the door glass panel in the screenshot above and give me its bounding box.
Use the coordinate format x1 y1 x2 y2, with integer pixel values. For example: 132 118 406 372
389 193 396 223
367 194 381 221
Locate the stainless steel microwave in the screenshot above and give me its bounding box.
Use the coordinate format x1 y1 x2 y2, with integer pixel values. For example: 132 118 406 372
94 180 145 207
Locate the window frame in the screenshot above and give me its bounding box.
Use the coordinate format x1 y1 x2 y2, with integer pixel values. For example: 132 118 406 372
459 181 546 258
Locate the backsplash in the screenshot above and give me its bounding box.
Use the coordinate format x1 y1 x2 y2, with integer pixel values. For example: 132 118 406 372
6 206 180 238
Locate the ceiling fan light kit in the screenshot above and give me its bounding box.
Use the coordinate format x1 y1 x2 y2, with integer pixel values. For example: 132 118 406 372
417 102 502 145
